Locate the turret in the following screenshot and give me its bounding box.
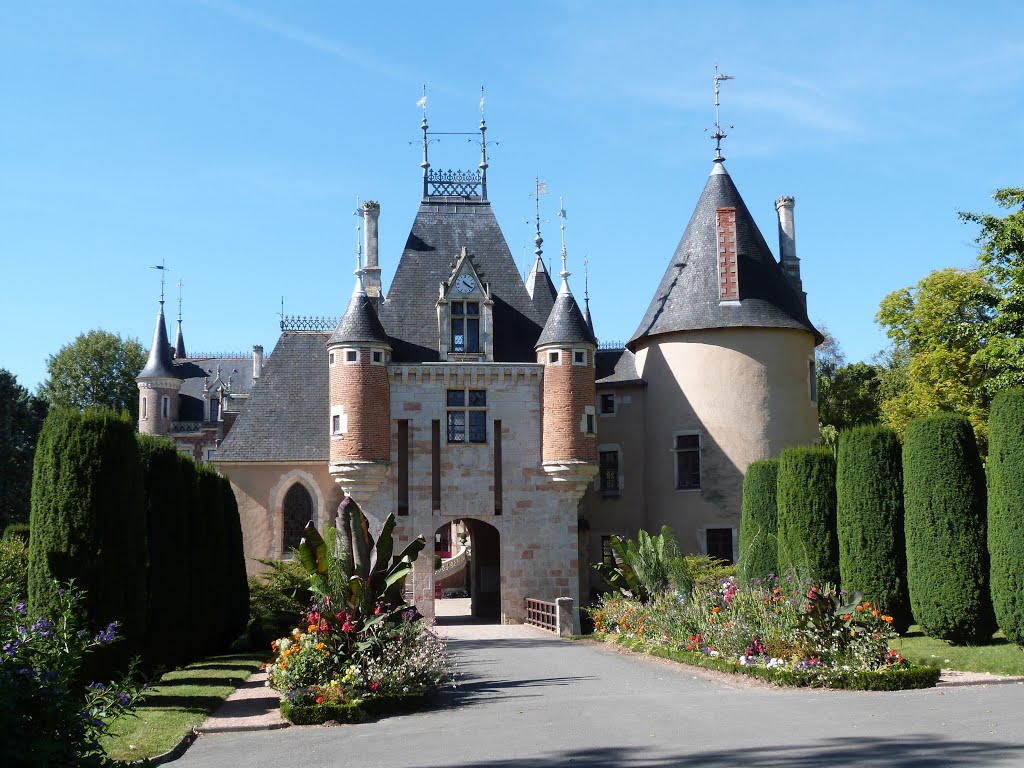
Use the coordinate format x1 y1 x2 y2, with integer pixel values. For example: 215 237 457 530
536 201 598 468
136 297 183 435
327 269 392 486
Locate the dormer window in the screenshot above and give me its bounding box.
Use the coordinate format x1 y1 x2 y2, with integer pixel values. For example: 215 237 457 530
210 398 220 423
450 301 480 353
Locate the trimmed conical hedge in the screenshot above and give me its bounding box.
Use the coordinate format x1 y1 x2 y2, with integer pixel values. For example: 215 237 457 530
738 459 779 583
138 435 191 668
177 454 202 663
776 446 838 585
988 389 1024 646
904 412 995 644
836 425 912 633
196 465 223 657
28 407 147 675
220 475 250 649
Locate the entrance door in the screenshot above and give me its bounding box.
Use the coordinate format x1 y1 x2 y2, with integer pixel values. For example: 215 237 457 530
463 518 500 620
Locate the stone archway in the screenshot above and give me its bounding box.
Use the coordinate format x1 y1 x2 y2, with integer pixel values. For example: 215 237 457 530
462 518 500 620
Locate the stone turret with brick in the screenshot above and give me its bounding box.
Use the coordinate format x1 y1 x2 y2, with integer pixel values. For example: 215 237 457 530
327 271 392 498
137 297 183 436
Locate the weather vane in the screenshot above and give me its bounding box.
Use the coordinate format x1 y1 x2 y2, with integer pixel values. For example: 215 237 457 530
176 278 184 322
150 259 167 304
706 65 735 162
558 196 569 282
353 195 363 276
529 177 548 266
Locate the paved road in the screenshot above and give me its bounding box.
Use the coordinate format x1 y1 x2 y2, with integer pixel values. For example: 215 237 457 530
178 618 1024 768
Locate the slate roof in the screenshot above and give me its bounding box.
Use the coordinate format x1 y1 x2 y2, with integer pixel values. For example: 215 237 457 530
628 163 822 350
138 303 178 379
595 347 644 386
329 282 390 346
173 320 186 359
536 285 598 347
378 200 545 362
525 254 557 320
215 333 328 462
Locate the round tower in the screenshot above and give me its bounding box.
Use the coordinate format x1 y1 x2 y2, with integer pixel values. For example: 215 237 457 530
327 272 392 496
137 298 182 435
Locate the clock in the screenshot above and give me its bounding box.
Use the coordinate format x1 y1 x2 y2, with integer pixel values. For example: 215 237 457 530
455 274 476 293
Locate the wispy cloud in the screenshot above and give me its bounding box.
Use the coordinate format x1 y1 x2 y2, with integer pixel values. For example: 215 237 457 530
195 0 419 85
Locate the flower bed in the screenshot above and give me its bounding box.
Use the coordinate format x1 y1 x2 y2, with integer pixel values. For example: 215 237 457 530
588 577 940 690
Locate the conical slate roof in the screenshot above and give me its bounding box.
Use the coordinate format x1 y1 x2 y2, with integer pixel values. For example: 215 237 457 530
525 254 557 321
173 319 186 359
628 163 821 349
138 302 179 379
536 282 598 348
328 280 390 347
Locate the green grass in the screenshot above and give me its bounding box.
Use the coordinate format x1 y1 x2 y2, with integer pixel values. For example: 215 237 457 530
891 626 1024 676
101 651 268 764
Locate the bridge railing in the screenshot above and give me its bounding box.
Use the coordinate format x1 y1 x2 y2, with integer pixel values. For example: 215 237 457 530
525 597 576 637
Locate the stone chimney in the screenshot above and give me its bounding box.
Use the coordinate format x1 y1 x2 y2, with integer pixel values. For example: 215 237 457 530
362 201 382 301
252 345 263 379
775 196 805 307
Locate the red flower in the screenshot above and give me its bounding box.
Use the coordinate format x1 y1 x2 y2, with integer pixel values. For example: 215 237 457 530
374 604 382 616
370 681 380 692
316 696 324 704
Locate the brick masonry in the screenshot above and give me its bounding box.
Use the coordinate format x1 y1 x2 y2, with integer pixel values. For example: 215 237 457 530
328 349 390 462
716 206 738 302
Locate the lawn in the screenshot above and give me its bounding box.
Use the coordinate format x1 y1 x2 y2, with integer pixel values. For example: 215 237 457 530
101 651 268 764
891 627 1024 676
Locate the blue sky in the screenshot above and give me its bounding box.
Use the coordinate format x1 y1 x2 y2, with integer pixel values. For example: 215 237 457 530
3 1 1023 391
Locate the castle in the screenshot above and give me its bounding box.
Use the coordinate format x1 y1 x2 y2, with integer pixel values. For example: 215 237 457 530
136 104 821 624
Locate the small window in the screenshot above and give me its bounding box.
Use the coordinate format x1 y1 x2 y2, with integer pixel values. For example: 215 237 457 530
548 350 561 365
372 350 384 364
599 393 615 415
447 389 487 443
809 358 818 402
332 415 341 434
329 351 336 366
345 350 358 363
673 433 701 490
141 397 147 420
210 398 220 423
161 396 169 419
599 450 620 493
583 406 596 435
573 350 587 366
205 449 217 461
706 528 734 564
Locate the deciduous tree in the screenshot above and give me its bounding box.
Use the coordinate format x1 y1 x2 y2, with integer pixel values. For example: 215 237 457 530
0 369 48 528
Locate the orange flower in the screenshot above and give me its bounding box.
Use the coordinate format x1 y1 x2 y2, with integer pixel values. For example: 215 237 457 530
308 624 317 633
712 606 721 614
871 609 879 618
881 615 894 624
842 614 851 621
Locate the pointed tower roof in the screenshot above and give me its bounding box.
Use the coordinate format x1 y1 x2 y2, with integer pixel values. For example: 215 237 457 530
525 254 557 319
582 257 595 337
138 300 179 379
628 162 821 350
537 201 597 348
329 277 390 347
173 319 186 359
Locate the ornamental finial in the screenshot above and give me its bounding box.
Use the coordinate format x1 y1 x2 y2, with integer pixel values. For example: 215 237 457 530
707 66 735 163
558 197 570 295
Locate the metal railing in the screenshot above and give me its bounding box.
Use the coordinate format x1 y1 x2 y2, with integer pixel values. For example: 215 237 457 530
524 598 558 633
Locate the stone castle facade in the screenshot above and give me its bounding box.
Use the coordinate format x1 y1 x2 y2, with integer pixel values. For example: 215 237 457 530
136 111 821 624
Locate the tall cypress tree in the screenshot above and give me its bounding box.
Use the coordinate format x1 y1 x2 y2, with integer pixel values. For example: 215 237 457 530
197 465 226 654
738 459 779 583
904 412 995 644
220 476 250 648
776 446 839 585
836 425 912 633
987 389 1024 645
177 454 202 663
28 408 147 675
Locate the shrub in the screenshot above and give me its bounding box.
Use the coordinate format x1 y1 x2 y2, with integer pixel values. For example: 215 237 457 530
2 523 31 543
196 465 225 656
0 584 145 767
836 425 912 633
987 389 1024 645
593 526 691 602
684 555 736 590
246 557 310 649
776 446 839 585
176 454 201 663
28 408 147 677
738 459 779 583
138 435 190 669
0 535 29 606
220 476 250 650
904 412 995 644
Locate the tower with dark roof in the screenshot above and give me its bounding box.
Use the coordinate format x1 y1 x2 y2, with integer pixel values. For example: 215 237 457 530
137 296 183 436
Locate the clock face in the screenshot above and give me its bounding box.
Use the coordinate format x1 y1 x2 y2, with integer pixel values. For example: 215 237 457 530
456 274 476 293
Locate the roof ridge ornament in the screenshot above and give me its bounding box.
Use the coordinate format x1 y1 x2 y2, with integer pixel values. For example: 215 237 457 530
558 196 570 296
531 177 547 268
352 195 366 296
705 66 735 164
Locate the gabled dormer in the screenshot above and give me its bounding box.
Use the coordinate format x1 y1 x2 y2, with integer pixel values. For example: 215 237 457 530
437 246 494 362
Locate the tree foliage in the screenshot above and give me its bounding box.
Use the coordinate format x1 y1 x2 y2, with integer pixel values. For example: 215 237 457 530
776 446 839 585
987 388 1024 645
836 425 911 633
28 408 147 676
875 268 998 449
737 459 779 583
0 369 48 528
39 330 147 425
903 412 995 644
959 187 1024 392
592 525 691 601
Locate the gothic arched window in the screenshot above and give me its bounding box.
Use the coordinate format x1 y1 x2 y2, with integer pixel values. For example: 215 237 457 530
282 483 313 555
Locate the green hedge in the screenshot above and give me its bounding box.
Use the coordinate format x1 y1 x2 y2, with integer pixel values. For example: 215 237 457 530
196 465 224 658
987 389 1024 646
176 455 202 664
280 693 428 725
738 459 779 583
138 435 191 668
601 636 940 690
28 408 147 676
2 523 30 543
776 446 839 585
904 413 995 644
220 475 250 650
836 425 912 633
